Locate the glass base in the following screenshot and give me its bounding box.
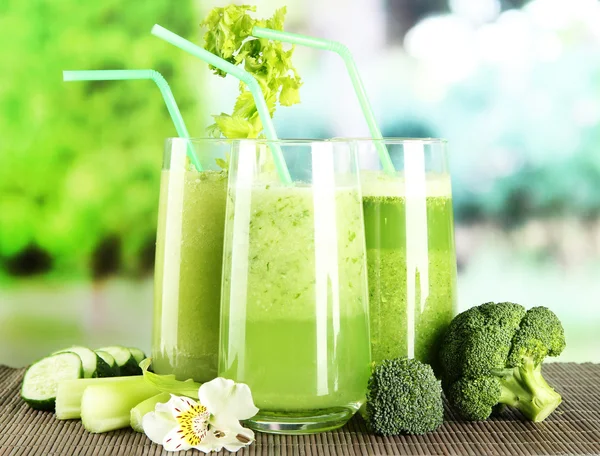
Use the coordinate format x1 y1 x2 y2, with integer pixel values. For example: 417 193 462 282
243 407 356 435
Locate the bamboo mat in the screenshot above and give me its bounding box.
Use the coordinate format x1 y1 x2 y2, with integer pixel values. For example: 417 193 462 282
1 363 599 456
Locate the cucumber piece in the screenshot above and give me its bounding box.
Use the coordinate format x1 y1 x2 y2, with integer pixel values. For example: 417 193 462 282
97 346 141 376
130 392 170 432
21 352 83 411
95 350 120 376
81 380 160 433
53 346 112 378
128 347 146 365
56 376 144 420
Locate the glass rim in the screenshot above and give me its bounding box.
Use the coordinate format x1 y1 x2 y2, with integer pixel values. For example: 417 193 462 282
167 137 447 145
167 137 233 145
330 137 447 144
167 137 334 145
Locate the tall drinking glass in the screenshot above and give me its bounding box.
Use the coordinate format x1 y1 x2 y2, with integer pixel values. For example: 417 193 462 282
355 138 457 371
219 140 371 434
153 138 230 382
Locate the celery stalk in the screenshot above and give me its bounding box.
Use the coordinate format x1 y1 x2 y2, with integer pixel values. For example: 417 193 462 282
56 376 145 420
130 392 171 432
80 379 160 433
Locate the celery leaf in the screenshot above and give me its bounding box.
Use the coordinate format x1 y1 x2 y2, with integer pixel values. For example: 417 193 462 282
201 5 302 138
140 358 201 399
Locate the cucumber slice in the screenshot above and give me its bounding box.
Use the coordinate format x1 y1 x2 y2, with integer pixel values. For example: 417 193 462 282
128 347 146 365
53 346 112 378
97 346 141 376
21 352 83 411
95 350 120 377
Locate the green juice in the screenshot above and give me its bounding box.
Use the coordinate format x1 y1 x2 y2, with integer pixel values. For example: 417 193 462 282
220 185 371 412
362 173 457 368
152 170 227 382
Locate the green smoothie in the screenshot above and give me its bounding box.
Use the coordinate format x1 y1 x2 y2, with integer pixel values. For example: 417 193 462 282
362 172 456 369
220 185 371 412
152 169 227 382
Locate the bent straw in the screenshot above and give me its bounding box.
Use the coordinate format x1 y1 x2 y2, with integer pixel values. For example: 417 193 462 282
151 24 292 185
252 27 395 175
63 69 202 171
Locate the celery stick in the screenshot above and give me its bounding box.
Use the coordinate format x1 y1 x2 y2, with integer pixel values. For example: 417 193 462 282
56 376 144 420
81 380 160 433
130 392 170 433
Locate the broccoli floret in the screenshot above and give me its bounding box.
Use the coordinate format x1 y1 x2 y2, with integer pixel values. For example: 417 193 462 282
439 302 566 422
365 358 444 435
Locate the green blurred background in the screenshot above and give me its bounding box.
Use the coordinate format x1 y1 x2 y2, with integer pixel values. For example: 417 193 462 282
1 0 599 366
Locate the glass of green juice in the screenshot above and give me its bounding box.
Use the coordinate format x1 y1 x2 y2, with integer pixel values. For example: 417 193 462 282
152 138 230 382
219 139 371 434
354 138 457 372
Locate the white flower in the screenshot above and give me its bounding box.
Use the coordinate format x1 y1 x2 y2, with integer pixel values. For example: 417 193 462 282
142 377 259 453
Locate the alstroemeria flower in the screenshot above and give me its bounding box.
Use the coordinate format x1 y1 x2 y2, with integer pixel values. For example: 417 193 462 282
142 377 259 453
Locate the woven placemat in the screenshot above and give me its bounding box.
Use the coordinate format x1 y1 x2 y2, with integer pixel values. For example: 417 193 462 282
1 363 599 456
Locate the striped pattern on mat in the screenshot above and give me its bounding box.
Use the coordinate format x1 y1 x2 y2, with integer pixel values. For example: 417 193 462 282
0 363 599 456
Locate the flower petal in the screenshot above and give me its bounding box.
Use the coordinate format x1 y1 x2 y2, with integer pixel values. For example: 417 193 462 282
206 424 255 453
192 431 224 453
199 377 259 422
162 426 192 452
142 410 177 445
223 439 251 453
165 394 198 420
223 421 254 441
224 429 255 452
155 400 172 414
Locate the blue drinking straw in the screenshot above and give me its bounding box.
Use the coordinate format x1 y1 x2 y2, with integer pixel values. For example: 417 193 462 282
151 24 292 185
63 69 202 171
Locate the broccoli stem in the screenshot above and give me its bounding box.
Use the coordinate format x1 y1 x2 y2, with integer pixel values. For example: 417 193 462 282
494 359 562 422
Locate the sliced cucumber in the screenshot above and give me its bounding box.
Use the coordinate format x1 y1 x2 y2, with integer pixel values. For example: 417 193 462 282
97 346 141 376
21 352 83 411
95 350 120 376
53 346 112 378
128 347 146 365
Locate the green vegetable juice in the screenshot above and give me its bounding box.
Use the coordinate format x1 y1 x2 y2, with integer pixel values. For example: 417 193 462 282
152 169 227 382
220 185 371 411
362 172 457 367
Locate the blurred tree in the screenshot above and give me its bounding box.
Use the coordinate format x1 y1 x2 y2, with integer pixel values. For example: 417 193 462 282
385 0 530 36
0 0 203 280
384 0 449 43
381 120 437 138
403 10 600 224
501 0 529 9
